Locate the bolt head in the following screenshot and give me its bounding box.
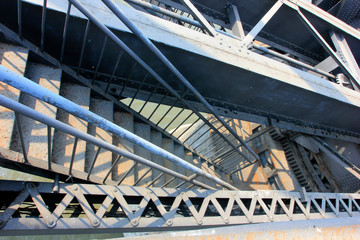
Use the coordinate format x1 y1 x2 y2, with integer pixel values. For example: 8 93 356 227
93 220 100 227
166 219 173 226
131 219 139 227
47 220 56 228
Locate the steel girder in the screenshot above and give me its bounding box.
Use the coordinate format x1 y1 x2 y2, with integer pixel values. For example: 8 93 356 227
120 217 360 240
1 0 359 141
0 180 359 235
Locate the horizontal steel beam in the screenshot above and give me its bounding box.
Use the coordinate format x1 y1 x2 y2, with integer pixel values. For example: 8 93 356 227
121 217 360 240
125 0 203 28
0 180 359 234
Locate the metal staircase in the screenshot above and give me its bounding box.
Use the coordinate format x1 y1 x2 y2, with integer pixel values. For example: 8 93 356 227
0 57 233 190
280 138 313 192
0 0 359 236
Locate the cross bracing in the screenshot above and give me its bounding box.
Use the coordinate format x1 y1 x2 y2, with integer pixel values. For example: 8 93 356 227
0 180 359 234
0 0 359 235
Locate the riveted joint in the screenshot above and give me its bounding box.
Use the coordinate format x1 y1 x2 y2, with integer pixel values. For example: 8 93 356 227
0 219 5 229
131 219 139 227
46 219 56 228
26 183 35 190
166 219 173 226
92 219 100 227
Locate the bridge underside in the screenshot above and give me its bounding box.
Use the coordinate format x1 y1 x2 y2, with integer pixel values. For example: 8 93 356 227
0 0 359 138
0 0 359 237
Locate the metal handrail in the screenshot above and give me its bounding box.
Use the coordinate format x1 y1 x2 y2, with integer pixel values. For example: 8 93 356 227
0 92 217 189
67 0 256 171
98 0 260 162
0 64 237 190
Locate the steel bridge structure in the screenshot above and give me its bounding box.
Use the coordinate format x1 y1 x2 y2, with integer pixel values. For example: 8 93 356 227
0 0 359 237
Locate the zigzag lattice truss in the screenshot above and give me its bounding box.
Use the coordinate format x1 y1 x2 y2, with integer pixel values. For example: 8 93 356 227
0 180 359 234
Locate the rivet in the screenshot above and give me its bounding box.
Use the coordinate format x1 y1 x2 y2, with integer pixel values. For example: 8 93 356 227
131 219 139 227
73 186 78 191
47 219 56 228
113 188 118 192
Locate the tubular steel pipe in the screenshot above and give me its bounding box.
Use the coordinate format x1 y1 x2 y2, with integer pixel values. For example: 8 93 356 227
0 65 236 190
252 44 336 80
0 91 216 190
69 0 252 166
125 0 203 28
99 0 259 162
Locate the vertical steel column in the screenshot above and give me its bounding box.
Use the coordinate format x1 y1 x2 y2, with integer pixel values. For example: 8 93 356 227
226 3 245 39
